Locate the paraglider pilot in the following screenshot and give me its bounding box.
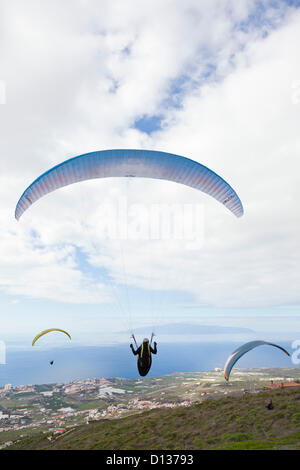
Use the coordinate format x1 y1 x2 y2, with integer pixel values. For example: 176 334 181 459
266 399 274 410
130 337 157 377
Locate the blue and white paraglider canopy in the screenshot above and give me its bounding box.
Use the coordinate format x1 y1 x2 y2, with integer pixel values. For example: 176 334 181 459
15 149 243 220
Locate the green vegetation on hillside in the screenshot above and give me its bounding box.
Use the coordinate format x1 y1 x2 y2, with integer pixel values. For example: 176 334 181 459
9 387 300 450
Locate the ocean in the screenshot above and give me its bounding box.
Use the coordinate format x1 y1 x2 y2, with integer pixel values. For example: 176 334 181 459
0 341 293 386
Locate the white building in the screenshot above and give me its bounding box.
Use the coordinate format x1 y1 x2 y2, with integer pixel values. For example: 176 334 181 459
40 391 53 397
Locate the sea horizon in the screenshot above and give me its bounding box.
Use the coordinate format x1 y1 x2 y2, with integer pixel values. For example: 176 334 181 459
0 341 294 387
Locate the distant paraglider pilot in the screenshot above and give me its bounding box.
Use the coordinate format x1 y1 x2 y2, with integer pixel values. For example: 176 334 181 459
50 361 54 366
130 337 157 377
266 399 274 410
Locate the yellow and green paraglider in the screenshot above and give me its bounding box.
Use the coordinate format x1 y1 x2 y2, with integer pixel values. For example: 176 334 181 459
32 328 71 346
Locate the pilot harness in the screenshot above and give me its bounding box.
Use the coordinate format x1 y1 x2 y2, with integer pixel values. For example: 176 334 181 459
131 333 155 361
141 342 150 358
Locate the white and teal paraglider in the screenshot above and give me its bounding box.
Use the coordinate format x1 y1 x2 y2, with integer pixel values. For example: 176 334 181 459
224 340 290 381
15 149 243 220
16 149 244 373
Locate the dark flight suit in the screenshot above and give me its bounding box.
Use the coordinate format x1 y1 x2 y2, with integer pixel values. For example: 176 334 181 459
130 341 157 376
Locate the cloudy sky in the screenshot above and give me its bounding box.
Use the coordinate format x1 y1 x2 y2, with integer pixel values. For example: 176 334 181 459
1 0 300 349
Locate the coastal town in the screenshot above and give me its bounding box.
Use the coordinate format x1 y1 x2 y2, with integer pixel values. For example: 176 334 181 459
1 367 300 449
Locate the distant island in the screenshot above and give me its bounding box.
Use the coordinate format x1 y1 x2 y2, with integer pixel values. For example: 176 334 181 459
123 323 255 335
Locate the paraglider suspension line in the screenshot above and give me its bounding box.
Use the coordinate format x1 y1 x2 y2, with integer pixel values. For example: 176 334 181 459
131 334 138 349
150 332 155 345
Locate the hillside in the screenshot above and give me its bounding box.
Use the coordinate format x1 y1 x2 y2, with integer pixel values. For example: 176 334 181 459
8 386 300 450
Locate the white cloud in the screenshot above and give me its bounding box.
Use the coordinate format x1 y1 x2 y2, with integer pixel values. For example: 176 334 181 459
0 0 300 317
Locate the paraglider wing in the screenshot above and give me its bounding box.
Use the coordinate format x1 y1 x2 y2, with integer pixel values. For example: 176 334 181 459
32 328 71 346
15 149 243 220
224 340 290 381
